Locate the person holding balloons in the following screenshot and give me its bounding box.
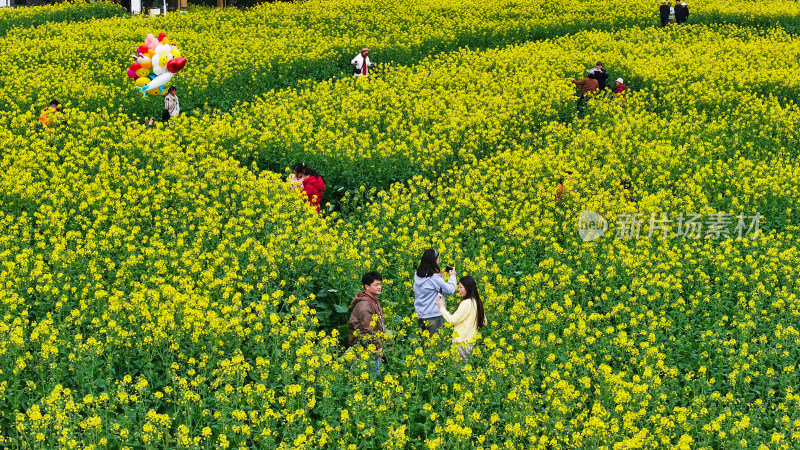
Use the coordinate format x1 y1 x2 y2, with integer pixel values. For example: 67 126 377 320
164 86 180 120
128 32 187 97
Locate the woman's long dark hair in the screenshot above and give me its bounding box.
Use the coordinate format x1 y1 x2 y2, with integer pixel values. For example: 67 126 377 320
459 276 486 330
416 248 440 278
293 163 321 179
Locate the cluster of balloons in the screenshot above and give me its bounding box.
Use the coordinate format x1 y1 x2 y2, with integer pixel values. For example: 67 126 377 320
126 32 187 97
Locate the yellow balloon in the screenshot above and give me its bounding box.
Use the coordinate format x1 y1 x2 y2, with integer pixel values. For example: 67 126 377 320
147 87 160 96
147 49 155 57
171 48 181 58
140 60 152 69
160 37 170 45
158 52 168 67
135 67 150 78
135 77 149 87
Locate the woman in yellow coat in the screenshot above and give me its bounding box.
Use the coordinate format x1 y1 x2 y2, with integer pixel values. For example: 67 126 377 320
435 276 487 361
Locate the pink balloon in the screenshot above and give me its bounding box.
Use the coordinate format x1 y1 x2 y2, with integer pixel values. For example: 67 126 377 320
127 69 137 79
145 35 160 50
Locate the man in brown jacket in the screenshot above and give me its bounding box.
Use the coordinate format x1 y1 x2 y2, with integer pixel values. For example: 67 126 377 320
348 271 385 374
571 72 599 96
571 72 599 115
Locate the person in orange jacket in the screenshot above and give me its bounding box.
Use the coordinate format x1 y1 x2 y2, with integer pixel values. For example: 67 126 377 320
38 99 62 128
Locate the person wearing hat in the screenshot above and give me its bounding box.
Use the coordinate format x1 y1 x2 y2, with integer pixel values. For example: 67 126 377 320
613 78 626 97
351 48 374 77
674 1 685 23
677 1 689 23
660 0 671 27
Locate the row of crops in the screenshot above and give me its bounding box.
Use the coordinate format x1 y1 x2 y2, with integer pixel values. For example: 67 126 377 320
2 0 800 448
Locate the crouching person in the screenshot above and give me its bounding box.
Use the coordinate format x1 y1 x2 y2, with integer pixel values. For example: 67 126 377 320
348 271 386 375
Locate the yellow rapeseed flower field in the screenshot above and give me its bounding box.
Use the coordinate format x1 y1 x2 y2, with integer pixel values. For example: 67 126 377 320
1 0 800 448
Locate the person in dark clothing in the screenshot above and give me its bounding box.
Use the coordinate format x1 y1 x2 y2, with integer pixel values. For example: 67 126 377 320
660 0 671 27
677 1 689 23
588 61 609 91
674 2 685 23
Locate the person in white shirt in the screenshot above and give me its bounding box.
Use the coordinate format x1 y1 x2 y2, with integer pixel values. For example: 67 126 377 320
164 86 180 120
351 48 374 77
435 275 487 361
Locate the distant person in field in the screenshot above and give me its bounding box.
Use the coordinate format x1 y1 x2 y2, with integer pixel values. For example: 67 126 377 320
347 271 386 375
572 72 598 113
137 116 157 133
37 99 64 130
414 249 457 339
555 171 575 205
660 0 670 27
613 78 627 97
293 163 325 212
572 72 599 96
435 275 487 361
668 2 675 24
673 1 685 23
677 1 689 23
164 86 180 120
289 163 305 190
351 48 374 77
618 178 635 203
588 61 609 91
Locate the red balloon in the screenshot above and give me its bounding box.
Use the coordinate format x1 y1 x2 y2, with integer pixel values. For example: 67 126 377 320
138 45 149 55
158 32 167 41
166 57 187 74
130 62 142 71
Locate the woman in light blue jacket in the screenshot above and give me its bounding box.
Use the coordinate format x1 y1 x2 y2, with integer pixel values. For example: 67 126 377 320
413 249 457 338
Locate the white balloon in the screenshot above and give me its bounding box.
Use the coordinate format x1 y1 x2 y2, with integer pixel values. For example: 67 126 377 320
152 51 165 75
139 72 173 96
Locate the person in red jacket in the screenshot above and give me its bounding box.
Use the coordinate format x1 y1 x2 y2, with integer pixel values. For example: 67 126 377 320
613 78 627 97
555 171 575 205
293 163 326 212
